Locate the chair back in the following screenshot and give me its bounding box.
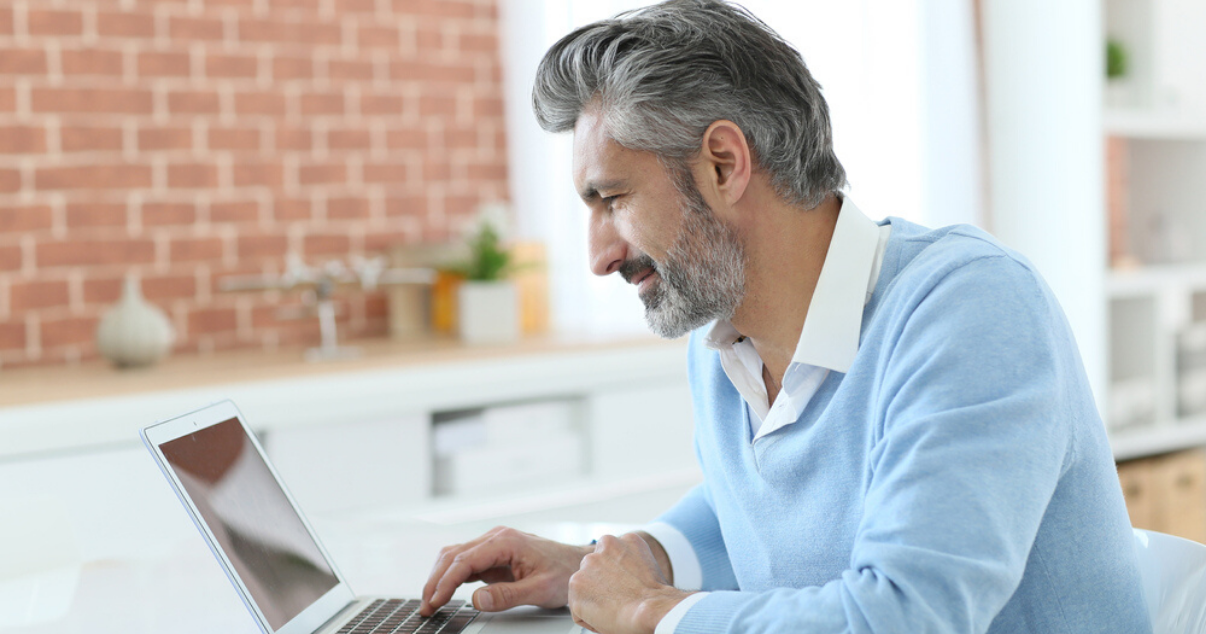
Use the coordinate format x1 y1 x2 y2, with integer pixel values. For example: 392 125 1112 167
1133 528 1206 633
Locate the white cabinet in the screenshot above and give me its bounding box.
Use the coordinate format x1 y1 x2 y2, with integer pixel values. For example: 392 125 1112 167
1102 0 1206 459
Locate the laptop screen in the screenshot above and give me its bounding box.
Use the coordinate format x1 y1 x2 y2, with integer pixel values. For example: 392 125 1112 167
160 417 340 630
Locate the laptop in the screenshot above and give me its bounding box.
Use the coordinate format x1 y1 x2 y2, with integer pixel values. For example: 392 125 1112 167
141 400 580 634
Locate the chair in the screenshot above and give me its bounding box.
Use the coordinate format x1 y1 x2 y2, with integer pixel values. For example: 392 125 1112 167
1132 528 1206 634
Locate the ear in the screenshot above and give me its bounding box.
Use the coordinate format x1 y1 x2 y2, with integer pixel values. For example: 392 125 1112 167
699 120 752 206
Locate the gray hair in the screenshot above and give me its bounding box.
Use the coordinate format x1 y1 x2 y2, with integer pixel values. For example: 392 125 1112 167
532 0 846 209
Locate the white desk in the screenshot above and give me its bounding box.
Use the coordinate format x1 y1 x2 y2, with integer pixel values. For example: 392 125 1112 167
0 445 697 633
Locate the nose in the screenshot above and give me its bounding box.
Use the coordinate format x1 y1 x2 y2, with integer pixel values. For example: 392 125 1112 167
588 211 627 277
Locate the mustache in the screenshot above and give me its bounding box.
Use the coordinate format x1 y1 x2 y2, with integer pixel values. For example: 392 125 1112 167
619 254 657 285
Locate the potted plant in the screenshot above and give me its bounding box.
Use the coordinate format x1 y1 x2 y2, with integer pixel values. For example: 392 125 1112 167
453 211 520 345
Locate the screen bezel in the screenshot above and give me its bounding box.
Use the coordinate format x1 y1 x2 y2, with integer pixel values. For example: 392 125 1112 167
141 400 356 634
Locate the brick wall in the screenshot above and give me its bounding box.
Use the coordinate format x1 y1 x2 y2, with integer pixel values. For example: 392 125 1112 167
0 0 509 368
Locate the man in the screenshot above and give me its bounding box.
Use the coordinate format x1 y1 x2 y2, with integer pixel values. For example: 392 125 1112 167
420 1 1150 632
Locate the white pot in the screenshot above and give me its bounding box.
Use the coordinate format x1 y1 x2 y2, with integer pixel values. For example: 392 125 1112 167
458 281 519 345
96 274 176 368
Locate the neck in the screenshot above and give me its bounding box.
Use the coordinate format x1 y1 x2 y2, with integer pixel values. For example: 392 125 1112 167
729 193 841 382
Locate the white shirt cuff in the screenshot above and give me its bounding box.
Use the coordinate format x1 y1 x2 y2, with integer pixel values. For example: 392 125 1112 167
641 522 702 591
654 592 709 634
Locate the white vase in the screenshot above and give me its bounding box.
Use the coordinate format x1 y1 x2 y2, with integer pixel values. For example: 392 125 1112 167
458 280 519 345
96 275 175 368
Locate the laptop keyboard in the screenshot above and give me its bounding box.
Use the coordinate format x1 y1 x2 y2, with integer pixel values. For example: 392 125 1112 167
336 599 479 634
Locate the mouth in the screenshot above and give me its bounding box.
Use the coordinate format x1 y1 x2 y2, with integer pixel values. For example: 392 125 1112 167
632 268 657 292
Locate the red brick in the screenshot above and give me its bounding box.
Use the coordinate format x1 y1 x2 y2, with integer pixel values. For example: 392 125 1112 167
188 307 236 336
274 126 311 151
0 8 12 36
142 202 195 226
0 322 24 351
98 12 155 38
273 56 312 80
327 196 369 219
0 205 52 232
40 316 97 348
301 92 344 115
168 91 221 115
0 88 15 112
335 0 376 11
394 0 475 18
143 275 196 300
61 49 124 76
169 237 223 262
273 198 311 221
387 128 425 149
208 127 261 151
0 169 22 192
61 126 123 152
385 195 425 217
139 51 191 77
169 16 224 41
28 10 83 36
361 92 404 116
467 160 507 181
37 238 155 267
239 18 341 47
304 233 350 256
0 125 46 153
35 165 152 190
0 245 21 271
415 27 446 52
423 158 450 181
206 53 258 79
139 126 193 151
444 194 478 217
460 32 499 53
168 163 219 188
234 92 285 116
66 202 127 228
32 88 152 115
420 94 458 117
210 200 259 223
443 126 478 149
364 229 413 252
298 162 346 185
327 58 375 82
0 48 48 75
237 234 287 259
363 162 408 183
473 96 504 118
232 160 283 187
10 280 69 311
358 25 399 49
391 61 475 83
267 0 321 8
328 128 370 151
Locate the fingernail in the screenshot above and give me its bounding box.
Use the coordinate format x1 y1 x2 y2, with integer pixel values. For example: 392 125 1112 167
474 590 494 611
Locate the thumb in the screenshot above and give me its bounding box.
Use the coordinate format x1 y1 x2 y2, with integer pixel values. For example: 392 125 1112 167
473 575 554 612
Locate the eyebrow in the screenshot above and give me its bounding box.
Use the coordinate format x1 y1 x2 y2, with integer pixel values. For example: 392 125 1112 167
578 179 625 202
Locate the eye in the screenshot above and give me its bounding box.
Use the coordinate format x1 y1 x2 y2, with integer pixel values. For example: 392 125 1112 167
601 194 621 210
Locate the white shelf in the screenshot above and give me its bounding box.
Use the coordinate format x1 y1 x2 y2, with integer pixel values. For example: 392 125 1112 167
1106 263 1206 297
1110 417 1206 461
1104 108 1206 139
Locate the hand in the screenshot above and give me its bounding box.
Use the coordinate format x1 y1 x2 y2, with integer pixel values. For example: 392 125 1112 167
568 534 692 634
420 526 592 616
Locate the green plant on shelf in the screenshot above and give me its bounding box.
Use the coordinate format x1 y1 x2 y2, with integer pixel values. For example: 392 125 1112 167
1106 38 1128 80
455 219 513 282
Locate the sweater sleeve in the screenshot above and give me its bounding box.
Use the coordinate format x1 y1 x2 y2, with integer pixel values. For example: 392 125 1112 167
654 482 739 591
671 255 1077 633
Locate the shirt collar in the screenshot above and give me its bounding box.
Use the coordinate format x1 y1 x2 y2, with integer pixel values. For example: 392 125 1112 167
704 197 883 374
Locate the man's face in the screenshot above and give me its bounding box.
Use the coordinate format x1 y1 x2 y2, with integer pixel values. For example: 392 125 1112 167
573 112 746 338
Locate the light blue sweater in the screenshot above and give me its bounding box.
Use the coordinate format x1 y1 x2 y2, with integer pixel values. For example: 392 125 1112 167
659 218 1150 633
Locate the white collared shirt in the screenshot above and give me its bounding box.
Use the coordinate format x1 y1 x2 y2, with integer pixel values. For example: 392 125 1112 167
648 198 891 634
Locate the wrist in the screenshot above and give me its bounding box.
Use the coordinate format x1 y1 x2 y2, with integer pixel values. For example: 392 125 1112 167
633 588 692 633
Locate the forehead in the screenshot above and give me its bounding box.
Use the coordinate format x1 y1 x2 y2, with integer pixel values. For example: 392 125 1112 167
572 110 660 196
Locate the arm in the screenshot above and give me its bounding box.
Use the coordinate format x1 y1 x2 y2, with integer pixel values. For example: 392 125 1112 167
571 256 1077 633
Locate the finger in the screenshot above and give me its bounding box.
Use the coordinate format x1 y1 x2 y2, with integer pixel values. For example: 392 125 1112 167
471 574 555 612
421 528 508 614
427 541 515 614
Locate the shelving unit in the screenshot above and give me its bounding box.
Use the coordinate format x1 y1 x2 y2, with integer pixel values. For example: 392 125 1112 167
1103 0 1206 459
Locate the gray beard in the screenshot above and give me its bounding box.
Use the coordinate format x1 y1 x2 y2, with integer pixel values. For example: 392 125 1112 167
638 178 747 339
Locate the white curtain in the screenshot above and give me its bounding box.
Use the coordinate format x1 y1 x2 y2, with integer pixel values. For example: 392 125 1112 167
499 0 985 336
